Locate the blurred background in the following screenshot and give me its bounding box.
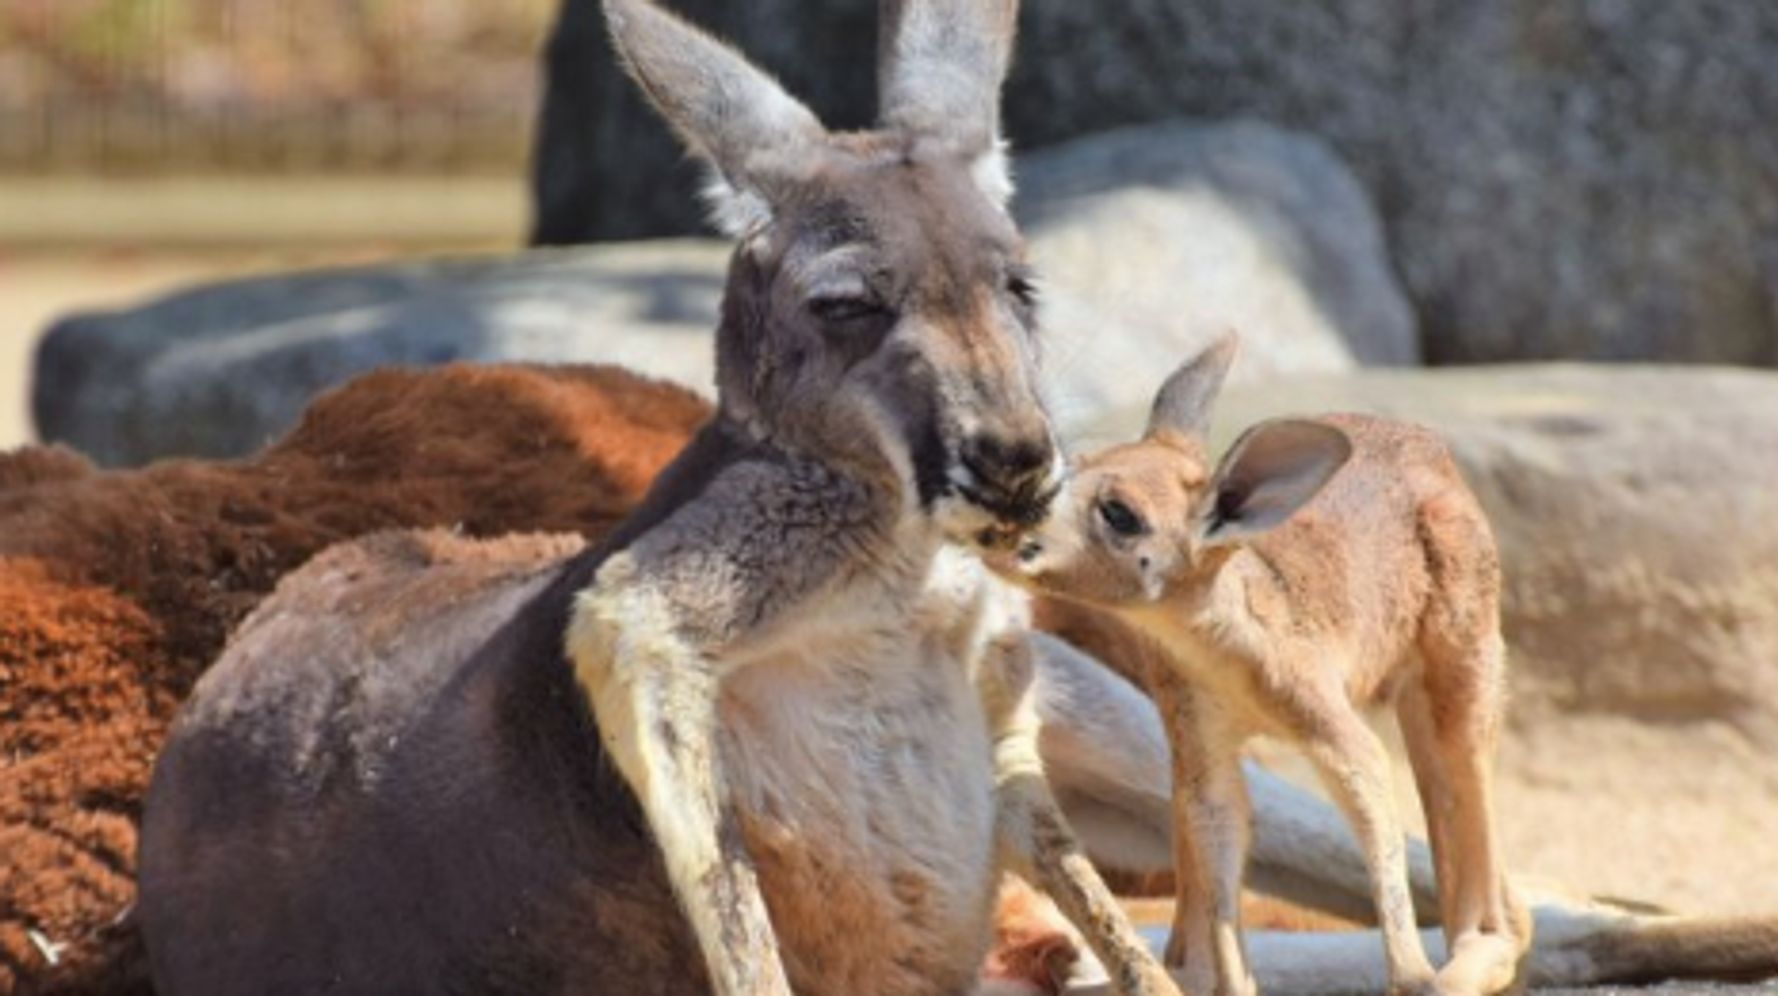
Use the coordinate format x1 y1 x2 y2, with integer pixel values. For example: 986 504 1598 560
0 0 552 449
3 0 1776 940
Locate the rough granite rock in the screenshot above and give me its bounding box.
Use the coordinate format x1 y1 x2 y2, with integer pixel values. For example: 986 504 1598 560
1019 120 1417 427
31 243 729 466
1087 363 1778 915
534 0 1778 366
36 122 1412 465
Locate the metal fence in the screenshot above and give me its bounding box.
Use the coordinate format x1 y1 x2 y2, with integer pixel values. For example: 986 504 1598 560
0 0 556 174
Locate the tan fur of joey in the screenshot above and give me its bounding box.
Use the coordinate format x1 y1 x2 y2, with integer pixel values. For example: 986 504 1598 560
1014 431 1211 605
1003 336 1350 609
989 332 1534 996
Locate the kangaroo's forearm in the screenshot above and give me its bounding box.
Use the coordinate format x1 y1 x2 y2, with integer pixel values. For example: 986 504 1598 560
568 579 791 995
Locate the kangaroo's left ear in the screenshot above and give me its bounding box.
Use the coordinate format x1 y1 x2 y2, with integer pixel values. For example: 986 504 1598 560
1198 419 1351 547
878 0 1019 204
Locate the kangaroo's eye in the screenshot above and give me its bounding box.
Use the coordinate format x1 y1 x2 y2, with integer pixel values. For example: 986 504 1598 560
1007 273 1038 307
808 295 889 325
1097 498 1145 537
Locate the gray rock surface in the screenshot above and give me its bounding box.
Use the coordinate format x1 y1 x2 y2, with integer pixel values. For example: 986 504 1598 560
1020 121 1416 426
534 0 1778 367
32 243 729 466
1088 364 1778 915
37 122 1412 465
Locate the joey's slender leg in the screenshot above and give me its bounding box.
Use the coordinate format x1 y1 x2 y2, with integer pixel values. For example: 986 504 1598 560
1398 682 1461 933
1417 632 1528 996
1025 633 1443 925
1303 696 1437 996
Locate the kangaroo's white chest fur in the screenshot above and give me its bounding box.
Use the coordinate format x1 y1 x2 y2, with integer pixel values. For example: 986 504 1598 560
716 546 1008 996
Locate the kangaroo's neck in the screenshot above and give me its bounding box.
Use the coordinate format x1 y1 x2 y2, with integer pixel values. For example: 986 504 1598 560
730 394 917 500
598 413 937 584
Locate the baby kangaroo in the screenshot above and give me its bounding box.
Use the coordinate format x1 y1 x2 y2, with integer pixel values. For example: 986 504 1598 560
992 333 1531 996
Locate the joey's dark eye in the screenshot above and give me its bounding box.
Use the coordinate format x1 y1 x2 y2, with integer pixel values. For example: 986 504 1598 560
808 295 889 325
1097 497 1145 537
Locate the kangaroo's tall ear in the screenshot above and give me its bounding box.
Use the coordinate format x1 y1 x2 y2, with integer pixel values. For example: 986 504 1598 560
1145 331 1240 442
1197 419 1351 548
878 0 1019 204
603 0 825 236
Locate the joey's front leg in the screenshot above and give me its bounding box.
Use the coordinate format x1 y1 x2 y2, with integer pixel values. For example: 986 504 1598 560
983 635 1181 996
568 554 790 996
1150 674 1256 996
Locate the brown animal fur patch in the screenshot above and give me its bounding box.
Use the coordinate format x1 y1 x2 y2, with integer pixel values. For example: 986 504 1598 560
0 364 709 994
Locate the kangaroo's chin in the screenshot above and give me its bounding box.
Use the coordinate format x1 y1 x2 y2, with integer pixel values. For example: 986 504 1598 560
931 490 1002 545
975 546 1025 582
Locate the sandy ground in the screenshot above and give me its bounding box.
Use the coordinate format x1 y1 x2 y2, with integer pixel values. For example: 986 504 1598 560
1251 711 1778 919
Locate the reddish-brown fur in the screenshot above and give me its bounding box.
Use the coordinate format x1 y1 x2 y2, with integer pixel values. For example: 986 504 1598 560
0 363 710 995
981 877 1082 995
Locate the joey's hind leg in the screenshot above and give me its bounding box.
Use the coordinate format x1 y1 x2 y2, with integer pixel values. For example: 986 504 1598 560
568 564 790 996
1302 695 1437 996
1397 683 1461 935
1405 630 1529 996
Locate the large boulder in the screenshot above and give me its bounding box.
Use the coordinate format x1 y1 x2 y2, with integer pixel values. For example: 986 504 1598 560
1089 364 1778 915
1020 120 1417 425
534 0 1778 367
32 242 729 466
37 122 1411 465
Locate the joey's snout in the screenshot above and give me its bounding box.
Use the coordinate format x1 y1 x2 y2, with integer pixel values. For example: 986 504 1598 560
975 513 1071 592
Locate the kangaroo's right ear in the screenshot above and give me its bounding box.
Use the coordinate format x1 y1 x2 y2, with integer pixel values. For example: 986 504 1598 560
1145 331 1240 442
603 0 825 236
1197 419 1350 548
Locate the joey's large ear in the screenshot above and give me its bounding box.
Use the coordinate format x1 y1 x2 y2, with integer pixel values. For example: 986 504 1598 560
878 0 1019 204
1145 331 1240 441
603 0 825 235
1198 419 1351 547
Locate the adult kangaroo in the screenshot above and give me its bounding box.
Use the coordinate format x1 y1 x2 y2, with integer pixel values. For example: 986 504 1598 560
137 1 1177 994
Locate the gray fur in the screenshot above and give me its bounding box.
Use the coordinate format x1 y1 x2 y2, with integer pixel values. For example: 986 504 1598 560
878 0 1018 153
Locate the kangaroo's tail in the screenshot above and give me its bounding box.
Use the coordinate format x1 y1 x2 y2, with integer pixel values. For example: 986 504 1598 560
1528 905 1778 987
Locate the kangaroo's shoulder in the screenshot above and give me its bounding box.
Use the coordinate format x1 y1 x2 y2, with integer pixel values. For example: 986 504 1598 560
172 528 588 776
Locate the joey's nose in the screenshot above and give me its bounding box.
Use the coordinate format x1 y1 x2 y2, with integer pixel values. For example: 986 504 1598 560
960 433 1057 522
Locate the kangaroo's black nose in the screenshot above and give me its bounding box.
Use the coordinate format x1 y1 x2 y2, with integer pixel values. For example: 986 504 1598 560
960 433 1056 522
963 434 1050 489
